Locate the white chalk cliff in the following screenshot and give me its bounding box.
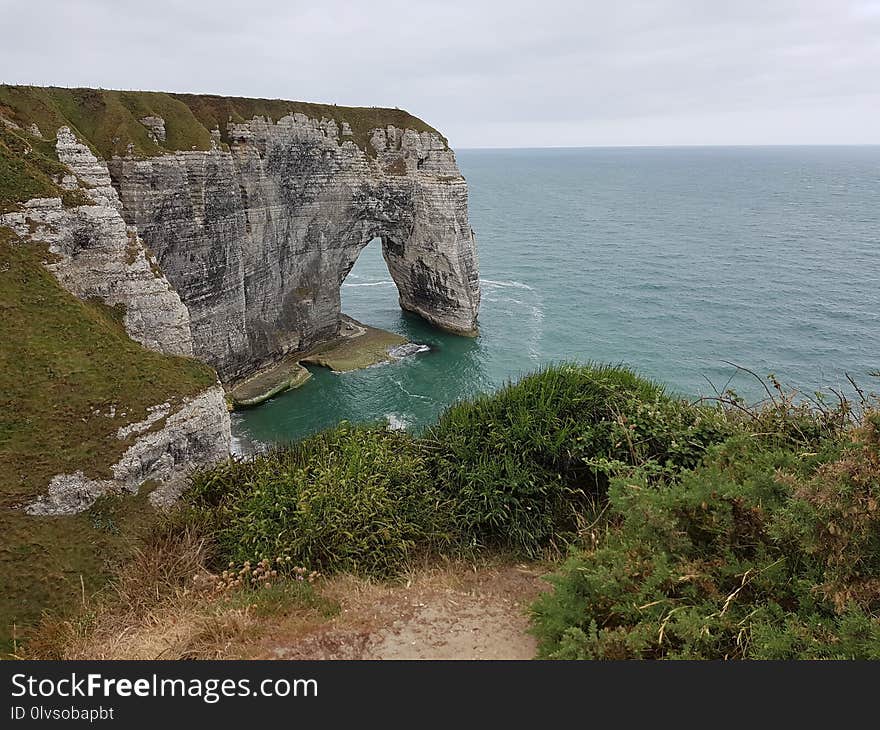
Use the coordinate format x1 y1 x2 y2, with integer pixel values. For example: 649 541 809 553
0 90 480 513
111 112 481 381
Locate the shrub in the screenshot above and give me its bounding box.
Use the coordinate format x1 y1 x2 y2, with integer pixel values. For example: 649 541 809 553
775 411 880 613
188 423 453 577
715 370 856 451
531 411 880 659
187 365 731 571
426 364 730 555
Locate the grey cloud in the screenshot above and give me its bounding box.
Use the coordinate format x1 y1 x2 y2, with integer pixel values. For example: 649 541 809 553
1 0 877 146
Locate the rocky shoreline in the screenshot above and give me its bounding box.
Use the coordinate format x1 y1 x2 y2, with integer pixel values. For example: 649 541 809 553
228 315 424 408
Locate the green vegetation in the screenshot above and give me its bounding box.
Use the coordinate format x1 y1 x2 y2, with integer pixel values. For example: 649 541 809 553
0 84 445 198
188 424 453 576
427 364 730 555
0 120 68 212
185 364 730 571
531 407 880 659
0 227 217 651
175 362 880 659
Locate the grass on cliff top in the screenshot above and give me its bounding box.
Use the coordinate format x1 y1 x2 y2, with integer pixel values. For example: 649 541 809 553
173 92 447 155
0 121 65 212
0 119 94 212
0 226 217 651
0 85 208 160
0 84 446 165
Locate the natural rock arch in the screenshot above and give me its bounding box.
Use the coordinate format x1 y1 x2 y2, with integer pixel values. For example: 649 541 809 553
112 114 481 382
337 223 479 333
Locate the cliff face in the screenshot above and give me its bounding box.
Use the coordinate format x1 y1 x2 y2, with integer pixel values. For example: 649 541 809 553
109 112 480 381
0 85 480 512
25 386 232 516
1 129 195 357
1 85 481 383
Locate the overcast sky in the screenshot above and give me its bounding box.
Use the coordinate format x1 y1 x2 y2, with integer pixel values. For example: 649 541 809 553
2 1 879 147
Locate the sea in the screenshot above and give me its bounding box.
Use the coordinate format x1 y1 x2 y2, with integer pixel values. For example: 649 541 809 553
233 146 880 450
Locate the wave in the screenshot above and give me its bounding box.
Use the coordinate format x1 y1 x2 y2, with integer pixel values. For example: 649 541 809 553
480 278 544 357
385 412 412 431
229 431 267 458
483 296 525 306
480 278 535 292
390 376 432 401
342 280 396 288
388 343 431 359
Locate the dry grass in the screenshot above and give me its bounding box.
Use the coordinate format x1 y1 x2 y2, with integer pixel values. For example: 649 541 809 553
21 532 547 660
21 522 333 660
22 525 218 660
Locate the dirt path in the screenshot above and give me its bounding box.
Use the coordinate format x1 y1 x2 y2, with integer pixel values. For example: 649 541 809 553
252 563 550 660
36 560 552 660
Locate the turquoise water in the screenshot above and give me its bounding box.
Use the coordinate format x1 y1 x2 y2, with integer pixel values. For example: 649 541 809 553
234 146 880 449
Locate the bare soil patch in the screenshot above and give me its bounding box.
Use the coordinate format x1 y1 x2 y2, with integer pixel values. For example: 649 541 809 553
247 562 550 660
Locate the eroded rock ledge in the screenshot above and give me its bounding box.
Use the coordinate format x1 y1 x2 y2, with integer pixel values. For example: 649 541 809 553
25 387 232 515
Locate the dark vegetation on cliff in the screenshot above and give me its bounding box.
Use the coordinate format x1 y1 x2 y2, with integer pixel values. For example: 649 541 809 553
532 418 880 659
531 387 880 659
0 227 216 650
0 84 446 209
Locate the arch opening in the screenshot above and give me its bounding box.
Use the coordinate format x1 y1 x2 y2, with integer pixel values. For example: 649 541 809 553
339 236 403 329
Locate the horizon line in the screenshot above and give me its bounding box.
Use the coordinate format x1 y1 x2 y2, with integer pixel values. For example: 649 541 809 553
456 142 880 151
